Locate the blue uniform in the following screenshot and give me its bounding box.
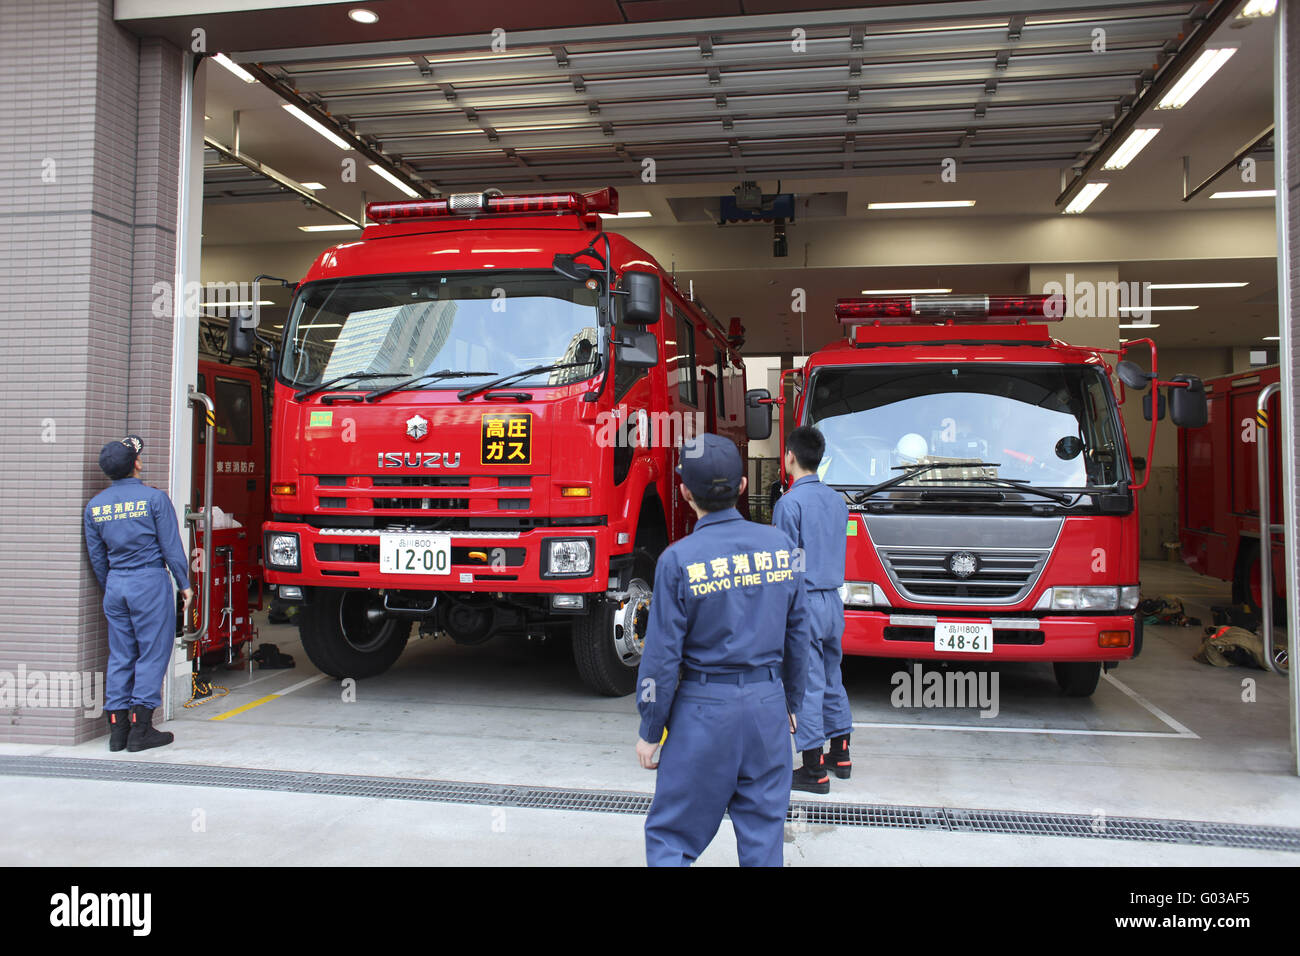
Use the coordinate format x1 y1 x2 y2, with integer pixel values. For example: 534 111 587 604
773 474 853 752
84 478 191 711
637 508 811 867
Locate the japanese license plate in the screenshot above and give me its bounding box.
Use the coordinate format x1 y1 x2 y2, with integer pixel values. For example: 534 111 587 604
933 621 993 654
379 533 451 575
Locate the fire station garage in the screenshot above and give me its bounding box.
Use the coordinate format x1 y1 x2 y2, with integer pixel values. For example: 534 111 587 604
1 0 1299 872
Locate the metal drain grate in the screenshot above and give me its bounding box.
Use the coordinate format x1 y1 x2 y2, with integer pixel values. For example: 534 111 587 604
2 755 1297 853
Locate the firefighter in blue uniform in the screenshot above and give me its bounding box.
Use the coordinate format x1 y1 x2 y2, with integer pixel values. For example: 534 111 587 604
635 434 811 867
774 425 853 792
84 435 192 752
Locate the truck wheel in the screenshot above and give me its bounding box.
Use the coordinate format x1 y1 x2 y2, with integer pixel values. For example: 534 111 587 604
298 588 410 679
572 550 654 697
1234 540 1284 622
1053 661 1101 697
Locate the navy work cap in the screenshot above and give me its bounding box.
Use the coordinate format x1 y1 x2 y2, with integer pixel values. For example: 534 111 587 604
98 434 143 480
677 433 743 502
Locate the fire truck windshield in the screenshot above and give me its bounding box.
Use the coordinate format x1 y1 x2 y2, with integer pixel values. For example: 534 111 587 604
280 272 602 392
806 363 1127 491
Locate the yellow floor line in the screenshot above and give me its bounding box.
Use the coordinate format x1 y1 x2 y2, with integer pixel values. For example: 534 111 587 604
210 693 281 721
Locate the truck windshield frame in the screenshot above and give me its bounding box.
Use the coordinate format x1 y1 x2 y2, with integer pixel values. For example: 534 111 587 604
277 270 605 394
802 361 1132 496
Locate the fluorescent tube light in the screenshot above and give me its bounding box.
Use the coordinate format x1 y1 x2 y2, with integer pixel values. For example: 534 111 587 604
1102 128 1159 169
368 163 420 198
867 200 975 209
282 104 352 150
859 288 953 295
1146 282 1247 289
298 224 361 232
1063 182 1108 214
212 53 256 83
1209 189 1276 199
1157 48 1236 110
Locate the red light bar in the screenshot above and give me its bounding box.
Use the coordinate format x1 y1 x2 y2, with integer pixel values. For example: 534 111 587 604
366 187 618 223
836 293 1065 324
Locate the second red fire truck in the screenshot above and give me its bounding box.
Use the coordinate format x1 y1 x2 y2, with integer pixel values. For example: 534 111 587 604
229 187 747 695
748 294 1208 697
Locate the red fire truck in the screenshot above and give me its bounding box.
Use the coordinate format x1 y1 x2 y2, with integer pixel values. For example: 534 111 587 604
746 294 1207 697
1178 365 1285 618
228 187 748 695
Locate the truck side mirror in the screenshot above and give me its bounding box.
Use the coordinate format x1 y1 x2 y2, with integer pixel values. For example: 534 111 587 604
614 327 657 368
1169 375 1209 428
1142 390 1166 422
228 310 255 358
745 388 772 441
1117 360 1150 391
619 270 660 325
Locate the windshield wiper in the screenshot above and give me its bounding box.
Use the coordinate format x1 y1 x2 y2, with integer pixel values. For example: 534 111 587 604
850 462 1001 503
920 474 1074 504
295 372 404 401
363 369 495 403
456 360 596 401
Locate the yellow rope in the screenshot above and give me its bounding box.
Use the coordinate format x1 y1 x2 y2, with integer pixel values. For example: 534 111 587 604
182 670 230 709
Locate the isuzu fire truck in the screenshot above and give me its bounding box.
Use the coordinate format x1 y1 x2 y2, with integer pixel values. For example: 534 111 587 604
229 187 748 695
746 294 1207 696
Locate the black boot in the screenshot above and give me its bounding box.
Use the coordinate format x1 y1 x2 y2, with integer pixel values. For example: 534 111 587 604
791 748 830 794
826 734 852 779
126 705 173 752
106 709 129 752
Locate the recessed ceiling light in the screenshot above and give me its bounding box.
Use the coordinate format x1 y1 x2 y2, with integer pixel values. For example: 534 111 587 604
1102 128 1160 170
368 163 420 198
1156 48 1236 110
348 8 379 24
300 182 326 191
859 288 953 295
298 224 361 232
1209 189 1276 199
1063 182 1108 214
282 104 352 150
1146 282 1248 289
211 53 256 83
867 200 975 209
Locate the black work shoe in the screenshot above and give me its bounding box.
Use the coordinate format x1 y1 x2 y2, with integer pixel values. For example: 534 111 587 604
792 765 830 794
126 705 174 752
826 734 852 779
106 709 129 752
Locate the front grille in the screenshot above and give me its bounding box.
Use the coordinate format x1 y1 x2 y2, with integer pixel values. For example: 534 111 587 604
883 626 1046 646
372 497 469 510
314 543 526 566
371 475 471 488
879 547 1049 605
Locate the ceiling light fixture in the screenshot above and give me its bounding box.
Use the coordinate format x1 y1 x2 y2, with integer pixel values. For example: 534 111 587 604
300 182 326 190
1146 282 1247 289
1156 48 1236 109
1102 128 1160 170
598 211 652 219
282 104 352 150
859 288 953 295
1117 305 1198 311
1238 0 1277 17
1209 189 1276 199
298 224 361 232
1263 335 1280 341
867 200 975 209
1117 323 1163 329
1063 182 1107 214
348 8 379 23
211 53 257 83
368 163 421 198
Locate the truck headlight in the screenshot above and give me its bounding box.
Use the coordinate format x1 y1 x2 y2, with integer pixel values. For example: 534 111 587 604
1119 586 1141 611
544 538 593 577
266 532 300 571
1036 586 1131 612
839 581 877 608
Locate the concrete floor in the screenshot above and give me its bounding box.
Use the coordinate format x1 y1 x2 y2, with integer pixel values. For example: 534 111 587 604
1 560 1296 866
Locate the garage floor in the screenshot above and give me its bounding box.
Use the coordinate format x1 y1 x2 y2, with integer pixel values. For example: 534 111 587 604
2 560 1296 866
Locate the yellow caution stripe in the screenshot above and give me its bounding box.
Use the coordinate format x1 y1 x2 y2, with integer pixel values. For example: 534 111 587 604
1257 410 1269 428
210 675 325 720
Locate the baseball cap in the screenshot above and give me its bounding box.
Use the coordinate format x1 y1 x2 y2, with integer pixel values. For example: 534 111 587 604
98 434 143 480
677 434 743 503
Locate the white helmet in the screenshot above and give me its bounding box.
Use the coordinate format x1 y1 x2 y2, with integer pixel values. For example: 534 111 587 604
896 432 929 461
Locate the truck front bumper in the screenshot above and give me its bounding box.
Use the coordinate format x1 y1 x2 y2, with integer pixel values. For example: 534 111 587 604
842 608 1140 662
262 522 617 594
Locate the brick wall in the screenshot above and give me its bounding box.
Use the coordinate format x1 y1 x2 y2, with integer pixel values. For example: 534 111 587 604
0 0 184 743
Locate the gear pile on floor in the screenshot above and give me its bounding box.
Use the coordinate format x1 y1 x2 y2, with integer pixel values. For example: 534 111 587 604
1138 595 1201 628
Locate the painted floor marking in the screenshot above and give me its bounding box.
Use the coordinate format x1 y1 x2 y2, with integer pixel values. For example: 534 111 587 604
210 675 326 721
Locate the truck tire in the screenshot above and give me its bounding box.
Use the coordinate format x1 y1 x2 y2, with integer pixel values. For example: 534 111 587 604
298 588 410 680
1234 540 1285 622
1053 661 1101 697
572 549 654 697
